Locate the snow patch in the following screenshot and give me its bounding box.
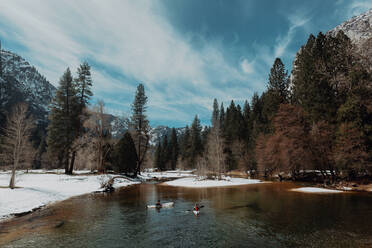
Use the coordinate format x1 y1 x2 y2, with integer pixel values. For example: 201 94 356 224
138 170 196 180
164 177 263 188
0 171 139 221
290 187 343 193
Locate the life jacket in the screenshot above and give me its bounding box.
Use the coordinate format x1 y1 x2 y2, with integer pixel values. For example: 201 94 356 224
194 206 199 211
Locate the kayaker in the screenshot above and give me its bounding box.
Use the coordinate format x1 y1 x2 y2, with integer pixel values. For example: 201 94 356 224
194 203 199 211
156 200 162 208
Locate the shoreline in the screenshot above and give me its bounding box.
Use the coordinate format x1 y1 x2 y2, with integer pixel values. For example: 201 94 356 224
0 170 140 222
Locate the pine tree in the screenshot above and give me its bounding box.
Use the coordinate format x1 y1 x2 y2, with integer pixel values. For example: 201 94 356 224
161 134 169 170
75 62 93 108
71 62 94 171
190 115 202 167
243 100 251 142
243 100 250 120
169 128 179 170
47 68 80 174
292 33 338 123
267 58 289 103
130 84 149 176
181 125 191 163
211 98 219 127
154 141 163 170
112 132 138 174
219 103 225 131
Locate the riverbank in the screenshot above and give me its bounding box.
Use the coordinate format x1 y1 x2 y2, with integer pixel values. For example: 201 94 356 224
163 176 264 188
138 169 196 180
0 170 140 221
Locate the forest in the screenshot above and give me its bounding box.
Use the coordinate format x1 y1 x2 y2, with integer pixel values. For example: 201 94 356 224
0 31 371 186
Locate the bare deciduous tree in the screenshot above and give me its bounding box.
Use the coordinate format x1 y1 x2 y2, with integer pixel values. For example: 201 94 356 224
1 103 34 189
207 123 225 179
196 155 208 178
83 101 112 173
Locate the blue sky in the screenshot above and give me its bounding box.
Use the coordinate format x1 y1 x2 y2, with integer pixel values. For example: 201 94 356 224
0 0 371 127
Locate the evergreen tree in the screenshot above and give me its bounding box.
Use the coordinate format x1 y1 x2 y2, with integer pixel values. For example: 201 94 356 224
243 100 251 121
267 58 289 103
112 132 138 174
154 141 163 170
130 84 149 176
75 62 93 109
161 134 169 170
243 100 251 143
47 68 80 174
181 125 191 163
219 103 225 131
169 128 179 170
292 33 338 123
211 98 219 127
70 62 94 171
190 115 202 167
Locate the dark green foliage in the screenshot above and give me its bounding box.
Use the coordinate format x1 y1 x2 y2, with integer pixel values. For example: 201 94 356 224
219 103 225 130
47 68 80 174
190 115 202 166
154 141 163 170
212 98 219 127
130 83 150 176
292 32 353 123
112 132 138 174
169 128 179 170
161 135 169 170
75 62 93 108
267 58 289 103
154 131 179 171
180 125 191 162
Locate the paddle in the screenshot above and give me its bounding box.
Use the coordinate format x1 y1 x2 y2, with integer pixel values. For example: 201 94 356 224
186 205 204 212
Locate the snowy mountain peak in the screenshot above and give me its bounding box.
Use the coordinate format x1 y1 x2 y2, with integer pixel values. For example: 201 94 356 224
327 9 372 44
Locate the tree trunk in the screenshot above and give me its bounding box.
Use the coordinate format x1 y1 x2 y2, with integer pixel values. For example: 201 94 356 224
9 167 15 189
68 151 76 175
97 142 103 173
63 152 70 175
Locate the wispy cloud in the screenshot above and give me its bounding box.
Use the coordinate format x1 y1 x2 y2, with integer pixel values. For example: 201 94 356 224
0 0 256 126
0 0 357 127
335 0 372 19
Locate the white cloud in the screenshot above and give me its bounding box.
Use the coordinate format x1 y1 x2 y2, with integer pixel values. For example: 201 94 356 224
240 58 254 74
0 0 255 125
274 11 311 59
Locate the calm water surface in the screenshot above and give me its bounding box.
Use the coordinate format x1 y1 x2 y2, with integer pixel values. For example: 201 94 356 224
2 182 372 247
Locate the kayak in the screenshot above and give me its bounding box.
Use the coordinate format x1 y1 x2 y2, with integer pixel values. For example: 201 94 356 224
193 210 200 216
147 202 174 208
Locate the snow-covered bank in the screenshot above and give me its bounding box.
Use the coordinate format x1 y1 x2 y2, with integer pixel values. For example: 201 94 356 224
164 177 263 188
139 170 196 180
0 171 139 221
290 187 343 193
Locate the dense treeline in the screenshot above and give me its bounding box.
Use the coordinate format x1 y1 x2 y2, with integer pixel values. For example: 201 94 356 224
175 31 371 182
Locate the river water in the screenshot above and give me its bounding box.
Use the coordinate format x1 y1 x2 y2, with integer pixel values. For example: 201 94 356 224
1 182 372 247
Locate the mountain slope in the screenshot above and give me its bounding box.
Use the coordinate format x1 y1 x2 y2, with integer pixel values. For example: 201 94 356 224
327 9 372 69
0 49 56 123
327 9 372 46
